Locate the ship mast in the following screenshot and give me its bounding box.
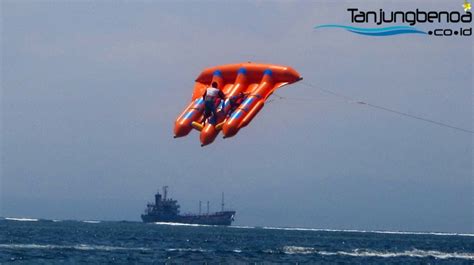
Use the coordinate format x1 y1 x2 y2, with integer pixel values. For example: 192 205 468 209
207 201 209 215
221 192 224 211
199 201 202 215
163 186 168 200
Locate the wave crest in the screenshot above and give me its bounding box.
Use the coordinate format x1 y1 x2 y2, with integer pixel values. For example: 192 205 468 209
282 246 474 260
166 248 209 253
153 222 213 227
262 226 474 237
4 217 39 222
82 220 101 224
0 243 150 252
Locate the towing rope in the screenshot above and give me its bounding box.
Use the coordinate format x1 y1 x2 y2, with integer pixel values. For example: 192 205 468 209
269 80 473 134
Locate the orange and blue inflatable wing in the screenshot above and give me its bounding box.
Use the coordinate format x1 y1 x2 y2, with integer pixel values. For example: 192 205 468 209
174 62 302 146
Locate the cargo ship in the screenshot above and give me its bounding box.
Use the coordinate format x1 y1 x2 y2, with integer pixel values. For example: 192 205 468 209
141 186 235 226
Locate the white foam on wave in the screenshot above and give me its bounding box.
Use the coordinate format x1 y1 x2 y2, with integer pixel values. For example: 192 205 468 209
153 222 258 230
262 226 474 237
229 225 256 229
5 217 38 222
152 222 474 237
0 243 150 252
82 220 101 224
153 222 214 227
283 246 315 255
166 248 209 252
369 230 474 237
282 246 474 260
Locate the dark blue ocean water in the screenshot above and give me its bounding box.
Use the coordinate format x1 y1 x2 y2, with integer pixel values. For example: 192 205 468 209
1 218 473 264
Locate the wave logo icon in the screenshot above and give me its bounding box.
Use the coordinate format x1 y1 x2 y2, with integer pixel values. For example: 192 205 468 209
314 25 427 36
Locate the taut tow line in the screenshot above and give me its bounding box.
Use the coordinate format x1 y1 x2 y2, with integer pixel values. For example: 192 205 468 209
270 80 473 134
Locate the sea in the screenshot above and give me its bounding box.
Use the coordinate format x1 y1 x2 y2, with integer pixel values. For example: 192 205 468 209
1 217 473 264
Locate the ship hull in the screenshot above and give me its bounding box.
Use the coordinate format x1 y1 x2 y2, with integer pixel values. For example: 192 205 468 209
141 211 235 226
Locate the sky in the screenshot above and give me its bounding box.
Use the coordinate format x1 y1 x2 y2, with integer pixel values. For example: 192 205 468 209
1 1 472 233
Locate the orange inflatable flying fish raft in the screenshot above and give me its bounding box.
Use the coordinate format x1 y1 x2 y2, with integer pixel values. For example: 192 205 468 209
174 62 302 146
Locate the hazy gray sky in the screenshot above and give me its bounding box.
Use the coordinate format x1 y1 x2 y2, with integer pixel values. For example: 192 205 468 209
1 1 472 233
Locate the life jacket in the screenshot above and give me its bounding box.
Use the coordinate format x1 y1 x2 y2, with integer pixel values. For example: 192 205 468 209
205 87 220 101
